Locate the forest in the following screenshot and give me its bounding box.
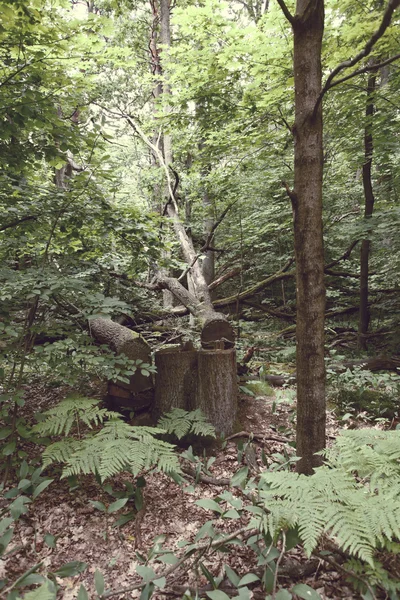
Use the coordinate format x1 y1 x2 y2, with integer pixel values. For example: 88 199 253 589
0 0 400 598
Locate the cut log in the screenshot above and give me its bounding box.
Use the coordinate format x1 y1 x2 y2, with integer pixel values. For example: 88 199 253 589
153 346 198 419
89 318 153 411
196 348 237 435
200 311 235 348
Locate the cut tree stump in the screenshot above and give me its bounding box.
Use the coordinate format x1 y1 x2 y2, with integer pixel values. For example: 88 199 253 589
153 346 198 419
196 347 237 435
153 345 237 435
89 317 153 411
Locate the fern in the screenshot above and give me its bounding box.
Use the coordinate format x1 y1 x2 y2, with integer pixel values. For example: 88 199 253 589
257 430 400 566
157 408 216 440
33 396 113 437
38 398 181 481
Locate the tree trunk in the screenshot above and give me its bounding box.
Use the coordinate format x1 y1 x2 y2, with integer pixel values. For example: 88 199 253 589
292 0 326 474
153 346 198 419
196 348 237 435
359 70 377 350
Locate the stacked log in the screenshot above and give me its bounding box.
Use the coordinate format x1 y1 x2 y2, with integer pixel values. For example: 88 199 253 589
89 317 154 411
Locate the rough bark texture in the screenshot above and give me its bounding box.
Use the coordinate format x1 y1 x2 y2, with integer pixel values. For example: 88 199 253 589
153 347 198 419
153 347 237 435
292 0 326 474
196 348 237 435
89 317 153 395
359 70 377 350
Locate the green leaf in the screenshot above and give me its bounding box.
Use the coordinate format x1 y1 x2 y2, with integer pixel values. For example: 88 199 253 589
0 527 14 555
113 511 135 528
136 565 156 583
21 582 55 600
0 518 13 536
196 499 223 513
224 565 240 587
291 584 322 599
275 590 292 600
94 569 105 595
153 577 166 589
200 562 215 587
16 573 45 587
158 553 179 565
10 496 30 520
90 501 107 512
139 582 154 600
77 584 89 600
44 534 57 548
206 591 231 600
230 466 249 488
238 573 259 587
108 498 129 513
54 561 87 578
32 479 54 499
223 509 240 519
2 440 16 456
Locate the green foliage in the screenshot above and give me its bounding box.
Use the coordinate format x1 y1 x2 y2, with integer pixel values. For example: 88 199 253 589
256 430 400 566
157 408 216 440
327 365 400 421
35 397 180 481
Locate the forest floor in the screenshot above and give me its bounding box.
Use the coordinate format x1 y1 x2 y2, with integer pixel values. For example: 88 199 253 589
1 383 387 600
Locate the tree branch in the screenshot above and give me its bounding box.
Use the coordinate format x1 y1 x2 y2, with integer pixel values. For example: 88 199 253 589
325 52 400 94
276 0 295 24
0 215 37 232
315 0 400 112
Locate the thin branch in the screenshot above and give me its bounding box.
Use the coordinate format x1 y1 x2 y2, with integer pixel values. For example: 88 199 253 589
325 240 360 269
201 200 238 252
272 531 286 599
326 52 400 94
0 215 37 232
276 0 295 24
315 0 400 112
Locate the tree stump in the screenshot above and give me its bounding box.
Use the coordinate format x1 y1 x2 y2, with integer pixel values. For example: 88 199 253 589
153 346 198 419
89 318 153 411
196 347 237 436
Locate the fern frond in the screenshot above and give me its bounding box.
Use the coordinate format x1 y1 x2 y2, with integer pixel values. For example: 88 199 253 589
258 430 400 566
42 439 82 468
33 396 114 437
158 408 216 440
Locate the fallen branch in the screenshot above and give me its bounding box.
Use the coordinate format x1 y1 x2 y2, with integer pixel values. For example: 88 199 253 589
226 431 292 444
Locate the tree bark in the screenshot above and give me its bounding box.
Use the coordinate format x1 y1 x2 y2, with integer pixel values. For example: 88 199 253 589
196 348 237 435
153 346 198 419
291 0 326 474
89 317 153 396
358 69 377 350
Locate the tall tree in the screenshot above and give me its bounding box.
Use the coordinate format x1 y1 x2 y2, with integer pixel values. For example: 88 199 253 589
359 68 377 350
277 0 326 474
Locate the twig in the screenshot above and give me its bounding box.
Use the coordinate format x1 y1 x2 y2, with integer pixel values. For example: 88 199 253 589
100 527 254 599
272 530 286 599
315 552 377 599
181 464 231 486
226 431 292 444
